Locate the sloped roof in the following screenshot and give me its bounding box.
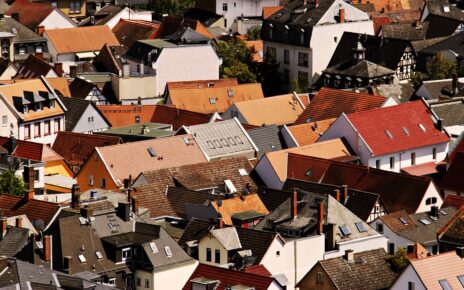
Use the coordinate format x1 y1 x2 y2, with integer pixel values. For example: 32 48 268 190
183 263 276 290
379 210 417 232
262 6 284 19
211 194 269 225
112 19 160 48
232 94 305 126
407 242 431 260
0 195 61 226
324 59 395 79
151 105 213 131
60 97 109 132
287 118 336 145
52 131 121 167
0 136 62 162
440 152 464 192
97 105 157 128
242 265 272 276
424 0 464 21
380 22 429 41
442 194 464 210
0 16 46 43
438 206 464 245
166 78 238 91
0 227 29 257
45 26 120 54
44 77 71 97
14 54 55 80
294 87 387 124
421 31 464 56
247 125 284 159
346 100 449 156
6 0 55 30
409 251 464 289
168 83 264 114
316 249 397 290
69 77 100 100
95 134 207 186
430 98 464 127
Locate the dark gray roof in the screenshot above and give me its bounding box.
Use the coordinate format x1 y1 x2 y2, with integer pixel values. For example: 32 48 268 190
430 98 464 126
247 125 284 159
420 31 464 56
424 0 464 21
165 27 210 44
183 8 222 27
374 83 414 103
313 248 397 290
420 78 464 99
0 17 45 44
324 59 394 78
0 227 29 257
381 22 429 41
411 36 448 52
59 97 97 132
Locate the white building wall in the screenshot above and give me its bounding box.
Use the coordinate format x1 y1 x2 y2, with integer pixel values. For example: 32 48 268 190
198 236 230 268
416 182 443 213
111 74 158 103
40 10 77 29
261 235 325 290
152 261 198 290
56 53 76 74
71 105 110 133
369 219 414 253
105 9 153 29
217 0 279 30
15 165 45 190
0 64 18 80
18 116 64 146
152 45 222 96
390 265 426 290
323 234 388 259
0 99 18 138
254 155 284 189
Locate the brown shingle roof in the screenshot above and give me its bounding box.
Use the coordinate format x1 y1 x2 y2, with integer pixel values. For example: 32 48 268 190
440 152 464 193
45 26 120 54
287 118 336 146
166 78 238 91
6 0 55 30
442 194 464 210
294 87 387 124
14 54 55 80
112 19 160 48
168 83 264 114
97 105 157 128
0 195 61 227
151 105 213 130
379 210 417 232
437 206 464 245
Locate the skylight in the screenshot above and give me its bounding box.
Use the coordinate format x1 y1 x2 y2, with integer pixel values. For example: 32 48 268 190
95 251 103 259
228 90 234 97
79 217 87 225
209 98 216 104
419 123 426 132
238 168 248 176
150 242 158 253
399 217 408 225
443 5 450 12
147 147 157 157
402 127 410 136
339 225 351 236
164 246 172 257
439 279 452 290
183 136 191 145
440 210 448 216
419 218 431 225
385 130 393 139
355 222 367 233
458 275 464 287
78 254 86 263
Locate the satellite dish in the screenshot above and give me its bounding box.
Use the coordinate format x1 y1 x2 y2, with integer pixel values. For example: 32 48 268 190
32 219 45 231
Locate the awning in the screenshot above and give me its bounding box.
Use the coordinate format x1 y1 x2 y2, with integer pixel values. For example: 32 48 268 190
76 51 99 59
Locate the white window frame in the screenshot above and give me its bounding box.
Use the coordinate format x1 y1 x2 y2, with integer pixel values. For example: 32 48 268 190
121 247 131 262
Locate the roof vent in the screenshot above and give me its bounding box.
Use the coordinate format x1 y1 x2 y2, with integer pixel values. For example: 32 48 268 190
228 89 234 97
385 130 393 139
224 179 237 193
402 127 410 136
419 123 426 132
147 147 157 157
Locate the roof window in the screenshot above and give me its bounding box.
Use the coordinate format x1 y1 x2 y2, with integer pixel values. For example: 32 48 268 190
95 251 103 259
164 246 172 257
150 242 158 253
439 279 452 290
78 254 86 263
339 225 351 236
419 123 426 132
419 218 431 225
355 222 367 233
147 147 157 157
385 130 393 139
399 217 408 225
402 127 410 136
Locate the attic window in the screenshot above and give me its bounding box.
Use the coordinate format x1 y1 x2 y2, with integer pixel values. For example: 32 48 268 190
209 98 216 104
228 137 236 145
234 136 244 144
150 242 158 253
419 218 431 225
443 5 450 12
238 168 248 176
399 217 408 225
355 222 367 233
439 210 448 216
385 130 393 139
419 123 426 132
147 147 157 157
78 254 86 263
339 225 351 236
402 127 410 136
207 140 215 149
95 251 103 259
439 279 452 290
228 90 234 97
164 246 172 257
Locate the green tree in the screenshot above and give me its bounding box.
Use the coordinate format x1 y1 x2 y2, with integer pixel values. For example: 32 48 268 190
386 247 410 273
0 170 26 196
258 51 284 95
247 26 262 40
146 0 180 20
409 71 424 89
427 53 457 80
223 62 257 83
214 38 256 83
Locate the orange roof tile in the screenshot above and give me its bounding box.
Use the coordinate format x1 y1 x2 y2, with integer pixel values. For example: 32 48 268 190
95 134 208 186
168 83 264 114
44 77 71 97
231 94 304 126
263 6 284 19
401 162 439 176
287 118 336 146
45 26 120 54
407 242 431 260
379 210 417 233
97 105 157 128
166 79 238 91
372 16 392 34
246 40 263 62
211 193 269 225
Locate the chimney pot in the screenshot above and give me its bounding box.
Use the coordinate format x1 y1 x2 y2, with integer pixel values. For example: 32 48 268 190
44 235 51 262
344 249 354 261
131 196 138 213
23 166 35 201
342 185 348 204
0 217 7 240
16 217 22 228
430 205 439 218
318 202 324 235
54 63 63 77
339 7 345 23
71 184 81 209
217 217 223 229
69 65 77 79
291 189 298 219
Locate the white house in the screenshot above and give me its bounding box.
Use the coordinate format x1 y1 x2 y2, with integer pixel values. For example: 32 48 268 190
0 77 66 146
59 97 110 133
318 100 450 173
96 6 152 29
261 0 374 85
123 27 222 98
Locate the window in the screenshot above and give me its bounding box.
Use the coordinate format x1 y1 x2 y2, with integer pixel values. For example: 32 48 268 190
44 120 50 135
376 223 384 233
145 279 150 289
439 279 452 290
101 178 106 188
411 152 416 166
136 278 141 286
34 123 41 137
34 170 39 182
284 49 289 64
88 116 94 123
2 115 6 127
51 1 57 7
355 222 367 232
390 156 395 169
433 147 437 160
108 278 115 286
222 3 228 11
388 243 395 255
276 251 280 256
224 19 227 28
206 248 212 262
375 159 380 169
88 175 94 186
215 249 220 264
266 47 276 58
23 105 28 114
316 271 324 284
19 46 25 55
164 246 172 257
408 282 415 290
54 118 60 132
69 0 82 13
300 31 305 45
35 45 43 53
298 52 308 67
339 225 351 236
122 247 131 262
78 254 86 263
24 124 30 139
297 71 309 88
49 100 54 108
95 251 103 259
135 116 140 123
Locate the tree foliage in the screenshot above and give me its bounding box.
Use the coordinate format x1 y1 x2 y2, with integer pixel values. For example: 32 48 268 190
247 26 262 40
145 0 181 20
409 71 424 89
0 170 26 196
427 53 457 80
386 247 410 273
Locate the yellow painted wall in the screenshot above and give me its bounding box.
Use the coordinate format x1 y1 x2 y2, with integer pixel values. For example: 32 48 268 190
42 0 87 18
45 160 73 177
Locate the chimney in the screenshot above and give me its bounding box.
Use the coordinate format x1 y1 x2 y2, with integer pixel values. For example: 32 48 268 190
90 190 98 200
54 63 63 77
334 189 341 202
16 216 22 228
63 256 72 273
35 52 43 60
318 202 324 235
44 235 51 262
117 202 130 222
339 6 345 23
342 185 348 204
11 12 19 22
23 165 35 201
407 244 415 254
452 73 458 96
344 249 354 262
456 247 464 258
80 207 94 219
69 65 77 79
139 63 144 76
430 205 439 218
291 189 298 219
36 26 45 36
436 118 444 132
71 184 81 209
131 196 138 213
326 223 337 251
122 62 130 78
8 137 16 154
0 217 7 240
217 216 223 229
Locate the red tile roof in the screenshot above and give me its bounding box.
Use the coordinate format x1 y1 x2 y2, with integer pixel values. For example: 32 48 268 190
166 78 239 91
112 19 160 48
6 0 55 30
294 87 387 124
0 195 61 226
379 210 417 233
442 194 464 210
401 162 438 176
440 152 464 192
183 264 275 290
263 6 284 19
372 16 392 34
445 133 464 163
0 137 62 162
52 132 121 167
151 105 213 130
97 105 157 128
242 265 272 276
347 100 449 156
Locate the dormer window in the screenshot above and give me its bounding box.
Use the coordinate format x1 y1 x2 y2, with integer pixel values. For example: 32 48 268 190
35 102 42 111
269 23 273 39
23 104 28 114
49 99 55 108
300 29 305 45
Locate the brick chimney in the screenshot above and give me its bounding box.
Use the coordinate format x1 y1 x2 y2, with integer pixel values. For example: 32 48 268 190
16 216 22 228
23 165 35 201
344 249 354 262
36 26 45 36
69 65 77 79
131 196 138 213
71 184 80 209
291 189 298 219
63 256 72 273
339 6 345 23
54 63 63 77
44 235 51 262
217 216 224 229
318 202 324 234
342 185 348 204
430 205 439 218
334 189 340 202
0 217 7 240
